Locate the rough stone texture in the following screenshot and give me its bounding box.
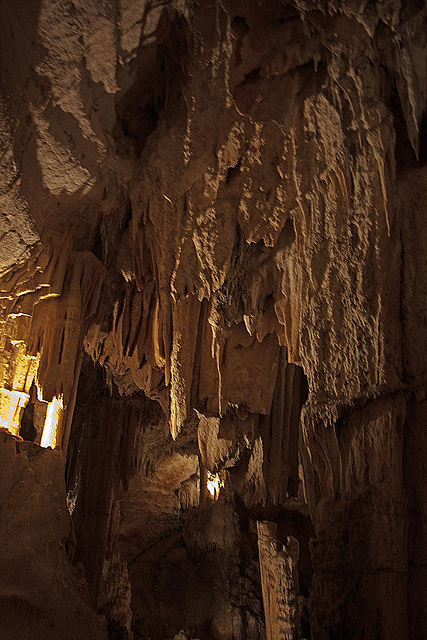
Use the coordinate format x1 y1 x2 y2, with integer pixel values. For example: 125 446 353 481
0 0 426 639
0 429 107 640
257 522 301 640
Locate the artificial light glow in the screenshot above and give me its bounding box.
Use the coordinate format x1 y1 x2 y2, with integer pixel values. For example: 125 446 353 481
7 313 32 319
36 381 44 403
0 388 29 436
206 471 223 499
40 396 63 449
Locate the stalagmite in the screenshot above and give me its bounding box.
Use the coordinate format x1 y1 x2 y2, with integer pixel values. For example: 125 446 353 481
257 522 300 640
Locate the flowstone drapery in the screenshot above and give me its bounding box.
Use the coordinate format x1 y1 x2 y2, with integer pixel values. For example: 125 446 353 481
0 1 426 638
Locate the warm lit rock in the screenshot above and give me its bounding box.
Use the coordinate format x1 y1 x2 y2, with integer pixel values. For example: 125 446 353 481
0 0 426 638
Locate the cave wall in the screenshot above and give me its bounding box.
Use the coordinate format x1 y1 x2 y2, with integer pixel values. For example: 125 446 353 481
0 0 426 639
0 429 108 640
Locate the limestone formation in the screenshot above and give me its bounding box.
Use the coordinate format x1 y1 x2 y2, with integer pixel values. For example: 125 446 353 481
0 429 107 640
0 0 426 638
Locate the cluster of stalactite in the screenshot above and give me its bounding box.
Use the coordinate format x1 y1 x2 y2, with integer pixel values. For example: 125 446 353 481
0 0 426 639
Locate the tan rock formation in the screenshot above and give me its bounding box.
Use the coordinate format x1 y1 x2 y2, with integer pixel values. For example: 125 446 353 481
0 0 426 638
257 521 300 640
0 429 107 640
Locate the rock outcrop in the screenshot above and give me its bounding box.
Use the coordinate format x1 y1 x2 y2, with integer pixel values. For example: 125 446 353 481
0 0 426 639
0 429 107 640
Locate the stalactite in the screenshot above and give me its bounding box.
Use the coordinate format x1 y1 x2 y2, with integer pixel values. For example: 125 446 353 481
0 0 426 638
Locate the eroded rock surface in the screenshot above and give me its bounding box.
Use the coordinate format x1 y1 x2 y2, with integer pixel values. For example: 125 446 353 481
0 0 426 639
0 430 107 640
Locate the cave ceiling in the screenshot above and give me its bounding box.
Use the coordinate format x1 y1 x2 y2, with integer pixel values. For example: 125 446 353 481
0 0 426 639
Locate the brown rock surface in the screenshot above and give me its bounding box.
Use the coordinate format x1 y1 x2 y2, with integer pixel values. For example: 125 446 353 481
257 521 301 640
0 0 426 638
0 429 107 640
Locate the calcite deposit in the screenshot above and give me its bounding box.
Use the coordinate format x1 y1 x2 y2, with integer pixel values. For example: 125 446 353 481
0 0 426 638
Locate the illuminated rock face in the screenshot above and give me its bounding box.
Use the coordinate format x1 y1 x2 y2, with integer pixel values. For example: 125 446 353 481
0 0 426 639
